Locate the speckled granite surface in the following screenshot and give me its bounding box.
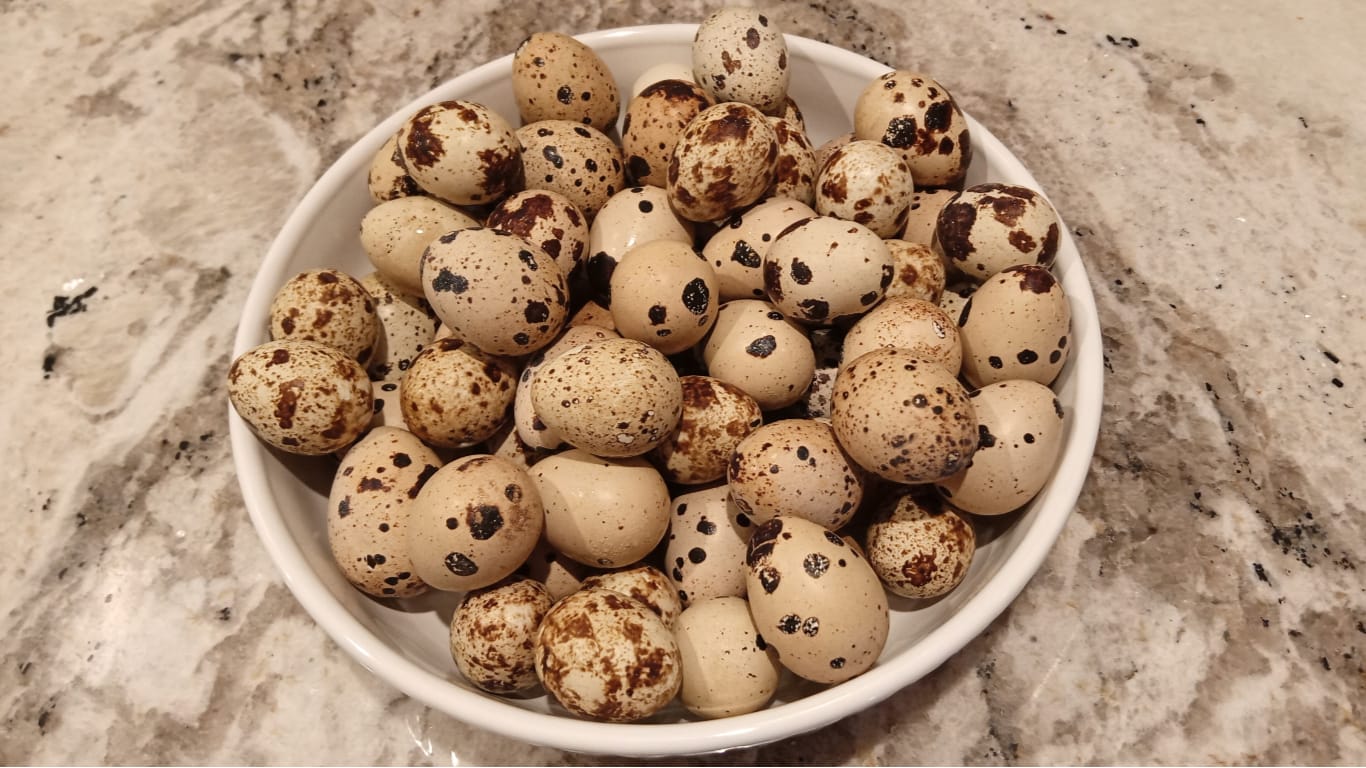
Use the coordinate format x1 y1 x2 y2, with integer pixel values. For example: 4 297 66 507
3 0 1364 763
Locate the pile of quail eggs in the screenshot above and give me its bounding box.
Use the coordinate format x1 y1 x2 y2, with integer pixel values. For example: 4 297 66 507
227 8 1072 723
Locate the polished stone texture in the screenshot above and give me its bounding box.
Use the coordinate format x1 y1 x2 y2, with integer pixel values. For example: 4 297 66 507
2 0 1363 763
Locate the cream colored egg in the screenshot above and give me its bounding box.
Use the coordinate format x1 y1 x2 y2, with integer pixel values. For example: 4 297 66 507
958 264 1071 387
745 515 889 684
668 102 778 222
728 419 865 529
359 271 441 382
269 268 379 367
814 140 914 238
397 100 523 206
854 71 971 189
830 347 978 483
649 375 762 485
399 338 517 449
865 491 975 598
521 536 596 601
586 185 695 307
485 189 589 277
814 131 854 170
327 426 442 598
675 597 781 718
529 449 671 568
514 325 619 451
407 454 544 591
938 280 976 325
665 484 753 607
692 7 791 113
516 120 624 220
622 79 714 188
450 576 551 693
512 32 621 132
840 296 961 374
883 239 946 303
360 195 481 297
936 379 1066 515
767 118 817 206
581 565 682 627
534 588 682 722
770 96 806 135
367 129 421 203
530 337 682 458
901 188 957 246
609 240 718 355
484 419 554 472
704 197 816 302
763 216 894 325
228 340 372 455
702 299 815 410
933 183 1062 282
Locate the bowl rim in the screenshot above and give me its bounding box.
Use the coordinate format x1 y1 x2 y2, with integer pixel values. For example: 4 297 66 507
229 23 1103 757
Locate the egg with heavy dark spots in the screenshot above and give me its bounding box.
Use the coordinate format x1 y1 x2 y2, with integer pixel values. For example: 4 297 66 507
814 140 914 238
957 264 1071 387
668 102 778 222
763 216 894 326
485 189 589 278
853 71 971 190
865 490 974 598
932 183 1062 282
665 484 752 607
622 79 714 188
610 240 718 355
228 339 373 456
516 120 625 220
368 128 422 203
649 374 762 485
704 197 816 302
703 299 816 410
727 419 865 529
765 118 817 206
397 99 524 205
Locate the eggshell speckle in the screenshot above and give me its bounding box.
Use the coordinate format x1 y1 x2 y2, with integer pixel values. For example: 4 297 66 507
668 102 778 222
692 8 791 113
665 484 752 607
957 264 1070 388
485 189 589 278
398 100 524 206
933 183 1061 282
581 564 682 627
399 338 518 449
450 576 552 693
728 419 865 529
228 339 372 455
269 268 379 366
865 491 974 598
649 375 762 485
513 32 621 132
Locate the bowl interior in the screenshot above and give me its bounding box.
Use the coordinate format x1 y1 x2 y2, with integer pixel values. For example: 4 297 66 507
229 24 1102 756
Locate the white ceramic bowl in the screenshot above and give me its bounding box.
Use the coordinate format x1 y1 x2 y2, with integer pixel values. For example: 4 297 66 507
229 24 1103 757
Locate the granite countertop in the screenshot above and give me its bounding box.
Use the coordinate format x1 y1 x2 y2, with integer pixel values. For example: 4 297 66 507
4 0 1363 763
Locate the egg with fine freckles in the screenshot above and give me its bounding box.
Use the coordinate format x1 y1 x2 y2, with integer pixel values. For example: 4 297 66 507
514 324 619 452
840 296 961 375
957 264 1071 388
865 490 975 599
228 339 372 455
692 7 791 114
648 375 762 486
745 515 889 684
269 268 379 367
675 597 781 719
407 454 544 592
399 338 518 450
933 183 1062 282
359 271 441 382
609 240 718 355
450 576 551 694
727 418 865 529
398 100 524 206
854 71 972 190
668 102 778 222
512 32 621 132
883 239 947 304
581 564 682 627
517 120 625 220
814 140 914 238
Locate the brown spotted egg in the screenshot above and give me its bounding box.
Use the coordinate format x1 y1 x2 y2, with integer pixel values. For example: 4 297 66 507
516 120 624 220
512 32 621 132
936 379 1065 515
359 271 441 382
771 96 806 134
530 449 671 568
830 347 978 483
581 565 682 627
585 185 695 307
840 296 961 374
534 588 682 722
883 239 946 303
704 197 816 302
399 338 517 449
727 419 865 529
665 484 753 607
398 100 524 206
360 195 480 297
865 490 975 599
763 216 894 326
228 339 372 455
450 576 551 693
958 264 1071 387
675 597 781 719
766 118 817 206
408 454 544 591
854 71 971 190
692 7 791 114
934 183 1062 282
269 268 378 366
530 337 683 458
813 131 854 169
631 62 697 96
901 188 957 246
649 375 762 485
485 189 589 278
609 240 718 355
514 324 620 452
815 140 914 238
702 299 816 410
622 79 714 188
668 102 778 222
745 515 889 684
420 227 569 356
328 427 441 599
367 129 421 203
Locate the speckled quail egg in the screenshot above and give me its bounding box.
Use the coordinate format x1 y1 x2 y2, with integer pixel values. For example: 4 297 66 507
368 380 404 430
514 324 619 451
484 419 554 472
632 62 697 96
581 564 682 627
665 484 753 607
936 379 1066 515
512 32 621 132
813 131 853 169
702 299 815 410
958 264 1070 387
770 96 806 134
840 296 961 374
397 100 524 206
585 185 695 306
883 239 946 303
649 375 762 485
668 102 778 222
421 227 569 356
407 454 543 591
704 197 816 301
450 576 551 693
745 515 889 684
622 79 714 188
865 490 975 598
228 339 372 455
399 338 518 449
269 268 379 366
485 189 589 278
854 71 971 189
327 426 442 598
567 299 617 332
530 337 682 458
692 7 791 114
520 536 595 601
763 216 894 325
609 240 718 355
933 183 1062 282
830 347 978 483
359 271 441 381
728 419 865 529
360 195 480 297
675 596 781 718
901 188 957 246
767 119 817 206
529 449 671 568
534 587 682 722
938 280 976 324
516 120 624 220
368 129 422 203
815 140 914 238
